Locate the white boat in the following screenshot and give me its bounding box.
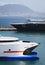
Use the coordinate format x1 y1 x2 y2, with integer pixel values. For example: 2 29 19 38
0 36 39 60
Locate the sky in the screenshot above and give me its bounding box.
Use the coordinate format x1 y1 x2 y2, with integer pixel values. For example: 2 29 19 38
0 0 45 13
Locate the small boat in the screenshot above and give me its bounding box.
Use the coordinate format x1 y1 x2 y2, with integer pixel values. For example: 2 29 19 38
0 36 39 60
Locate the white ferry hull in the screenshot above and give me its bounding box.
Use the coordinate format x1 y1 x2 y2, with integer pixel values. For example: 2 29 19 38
0 36 39 60
0 41 38 56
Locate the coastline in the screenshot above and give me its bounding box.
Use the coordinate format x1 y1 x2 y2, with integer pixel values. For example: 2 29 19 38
0 26 16 31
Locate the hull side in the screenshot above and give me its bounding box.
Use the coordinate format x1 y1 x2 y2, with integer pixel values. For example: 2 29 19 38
11 24 45 31
0 41 38 56
0 56 39 60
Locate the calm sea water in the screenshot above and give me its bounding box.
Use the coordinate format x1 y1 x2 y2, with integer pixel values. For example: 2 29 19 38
0 17 45 65
0 16 26 26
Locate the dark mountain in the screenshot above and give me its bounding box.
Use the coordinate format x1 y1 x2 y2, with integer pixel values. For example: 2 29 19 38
0 4 45 18
0 4 33 16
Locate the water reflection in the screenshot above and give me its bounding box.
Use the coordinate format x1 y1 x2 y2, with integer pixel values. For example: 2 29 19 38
0 59 39 65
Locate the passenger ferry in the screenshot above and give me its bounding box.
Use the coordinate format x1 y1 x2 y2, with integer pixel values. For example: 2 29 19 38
0 36 39 60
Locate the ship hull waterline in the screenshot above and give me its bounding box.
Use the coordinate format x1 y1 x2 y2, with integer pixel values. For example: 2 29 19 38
0 56 39 60
11 23 45 31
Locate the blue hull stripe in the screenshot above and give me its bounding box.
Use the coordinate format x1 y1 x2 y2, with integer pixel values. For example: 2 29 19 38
0 56 39 60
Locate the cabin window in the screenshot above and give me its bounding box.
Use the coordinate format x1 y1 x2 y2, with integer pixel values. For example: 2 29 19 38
9 49 11 51
23 41 30 43
0 40 19 42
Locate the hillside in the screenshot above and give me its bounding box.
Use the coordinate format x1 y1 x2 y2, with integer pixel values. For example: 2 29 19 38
0 4 45 18
0 4 33 16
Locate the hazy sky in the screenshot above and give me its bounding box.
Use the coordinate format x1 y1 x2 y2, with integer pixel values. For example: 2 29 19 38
0 0 45 13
